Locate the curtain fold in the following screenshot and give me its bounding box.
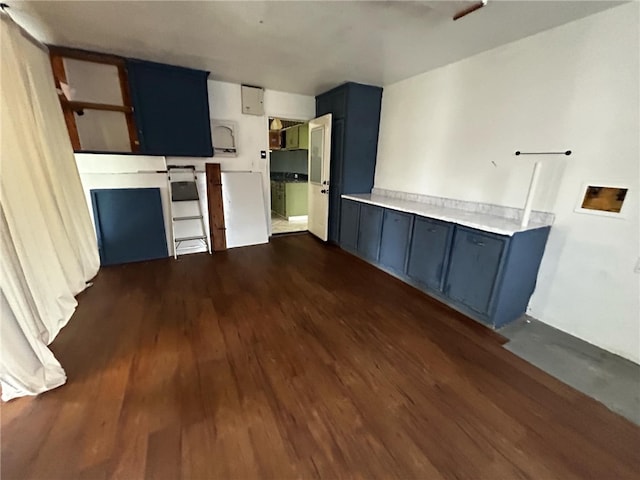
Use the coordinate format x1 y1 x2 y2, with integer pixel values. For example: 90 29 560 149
0 16 100 400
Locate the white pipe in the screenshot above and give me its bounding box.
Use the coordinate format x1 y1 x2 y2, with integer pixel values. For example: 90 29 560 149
521 161 542 228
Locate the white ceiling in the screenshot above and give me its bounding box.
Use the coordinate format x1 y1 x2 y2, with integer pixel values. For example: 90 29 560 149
12 0 623 95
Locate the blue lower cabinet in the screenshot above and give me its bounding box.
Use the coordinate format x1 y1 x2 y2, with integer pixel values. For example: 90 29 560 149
407 217 453 291
379 209 413 273
445 228 505 316
339 200 551 329
490 226 550 327
91 188 168 266
356 204 383 262
340 199 360 251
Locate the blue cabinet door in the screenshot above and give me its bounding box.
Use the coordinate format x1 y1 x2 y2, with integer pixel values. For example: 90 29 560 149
356 204 383 262
342 85 383 194
445 227 506 315
328 118 345 243
340 199 360 251
127 60 213 157
491 227 550 327
379 209 413 273
91 188 168 266
407 217 453 291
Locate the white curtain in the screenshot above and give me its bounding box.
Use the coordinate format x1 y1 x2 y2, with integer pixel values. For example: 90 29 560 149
0 16 100 400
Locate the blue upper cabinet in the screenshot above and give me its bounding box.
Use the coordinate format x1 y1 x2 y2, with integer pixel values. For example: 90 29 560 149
316 83 383 243
127 60 213 157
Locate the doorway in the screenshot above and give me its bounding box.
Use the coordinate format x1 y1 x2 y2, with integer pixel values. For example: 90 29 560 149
268 117 309 234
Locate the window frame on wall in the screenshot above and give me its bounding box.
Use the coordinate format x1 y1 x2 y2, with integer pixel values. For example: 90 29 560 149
48 45 140 153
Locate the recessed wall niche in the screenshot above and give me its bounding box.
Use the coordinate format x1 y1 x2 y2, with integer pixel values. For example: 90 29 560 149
211 120 238 157
576 183 629 217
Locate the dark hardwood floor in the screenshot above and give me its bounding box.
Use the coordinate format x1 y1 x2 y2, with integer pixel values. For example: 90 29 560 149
2 234 639 479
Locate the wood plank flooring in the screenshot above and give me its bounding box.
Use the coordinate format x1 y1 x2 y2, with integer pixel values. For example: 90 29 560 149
2 234 639 479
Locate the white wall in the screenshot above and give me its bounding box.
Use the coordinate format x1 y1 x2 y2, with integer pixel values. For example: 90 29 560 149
374 4 640 363
194 81 316 172
75 154 182 254
77 81 315 253
199 81 315 230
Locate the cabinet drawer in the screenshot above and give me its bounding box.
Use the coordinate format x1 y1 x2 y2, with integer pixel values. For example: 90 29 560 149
445 227 506 315
407 217 453 291
356 204 383 262
379 209 413 273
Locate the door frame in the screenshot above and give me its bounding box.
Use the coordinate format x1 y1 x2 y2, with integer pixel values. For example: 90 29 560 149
265 115 312 236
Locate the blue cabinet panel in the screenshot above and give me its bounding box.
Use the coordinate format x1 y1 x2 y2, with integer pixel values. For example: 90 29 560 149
491 226 551 327
340 199 360 251
407 217 453 291
379 209 413 273
445 227 506 316
91 188 168 266
356 204 383 262
127 60 213 157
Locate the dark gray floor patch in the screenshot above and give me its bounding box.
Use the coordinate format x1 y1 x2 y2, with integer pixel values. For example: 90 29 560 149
500 317 640 425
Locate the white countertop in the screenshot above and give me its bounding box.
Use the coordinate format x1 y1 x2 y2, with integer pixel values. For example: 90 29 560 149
342 193 552 236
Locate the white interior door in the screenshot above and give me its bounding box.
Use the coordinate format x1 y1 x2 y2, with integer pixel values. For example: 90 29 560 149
307 114 332 241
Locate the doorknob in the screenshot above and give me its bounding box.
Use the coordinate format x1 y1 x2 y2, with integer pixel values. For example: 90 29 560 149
321 189 329 194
